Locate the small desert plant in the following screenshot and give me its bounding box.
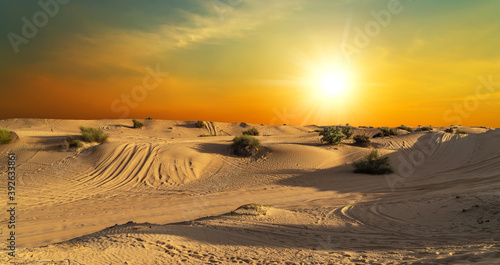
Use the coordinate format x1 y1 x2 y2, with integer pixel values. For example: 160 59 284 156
199 134 215 137
132 119 144 128
353 150 393 175
398 125 414 133
231 204 269 216
455 129 468 135
319 127 345 145
195 120 205 128
383 127 398 136
374 127 398 138
79 126 108 143
417 126 433 132
444 128 454 133
232 135 260 157
0 128 13 145
63 136 83 149
144 117 153 120
341 127 354 139
242 127 259 136
353 134 371 147
380 127 390 135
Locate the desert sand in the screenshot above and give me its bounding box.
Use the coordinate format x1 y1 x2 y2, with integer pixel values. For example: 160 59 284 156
0 119 499 264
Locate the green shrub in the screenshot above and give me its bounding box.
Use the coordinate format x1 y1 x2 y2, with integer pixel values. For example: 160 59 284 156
374 127 398 138
341 127 354 139
195 120 205 128
353 150 393 175
242 127 259 136
398 125 414 133
455 129 468 135
63 137 83 149
381 127 390 135
232 135 260 157
353 135 371 147
319 127 345 145
79 126 109 143
132 119 144 128
145 117 153 120
417 126 433 132
444 128 454 133
0 128 13 145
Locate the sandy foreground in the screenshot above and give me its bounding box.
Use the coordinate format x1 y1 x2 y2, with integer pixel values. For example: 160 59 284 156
0 119 499 264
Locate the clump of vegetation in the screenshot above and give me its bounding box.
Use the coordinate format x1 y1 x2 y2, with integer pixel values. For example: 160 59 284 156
373 127 398 138
353 134 371 147
0 128 13 145
230 204 270 216
199 134 215 137
341 127 354 139
242 127 259 136
417 126 433 132
132 119 144 128
455 129 468 135
444 128 454 133
144 117 153 120
386 127 399 136
353 150 393 175
232 135 260 157
319 127 345 145
195 120 205 128
398 125 414 133
79 126 109 143
62 136 83 149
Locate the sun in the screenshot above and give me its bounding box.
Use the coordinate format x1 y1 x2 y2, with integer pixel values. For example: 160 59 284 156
317 69 349 97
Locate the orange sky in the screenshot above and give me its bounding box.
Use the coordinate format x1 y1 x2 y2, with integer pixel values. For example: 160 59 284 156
1 0 499 127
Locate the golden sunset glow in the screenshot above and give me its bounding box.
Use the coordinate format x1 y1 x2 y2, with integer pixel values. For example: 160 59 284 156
0 1 499 127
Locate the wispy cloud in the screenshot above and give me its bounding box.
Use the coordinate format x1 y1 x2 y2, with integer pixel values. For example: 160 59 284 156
42 0 305 77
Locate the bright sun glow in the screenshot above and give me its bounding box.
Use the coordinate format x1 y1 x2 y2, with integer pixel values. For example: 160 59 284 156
317 69 349 97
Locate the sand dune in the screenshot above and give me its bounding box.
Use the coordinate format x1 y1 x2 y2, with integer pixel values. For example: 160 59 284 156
0 119 498 264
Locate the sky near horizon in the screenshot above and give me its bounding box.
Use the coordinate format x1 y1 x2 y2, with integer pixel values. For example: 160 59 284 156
1 0 499 127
